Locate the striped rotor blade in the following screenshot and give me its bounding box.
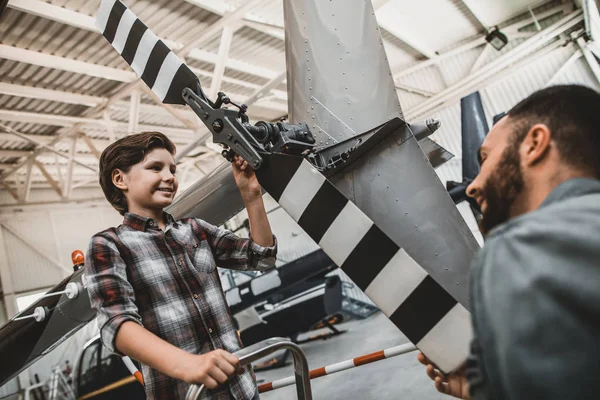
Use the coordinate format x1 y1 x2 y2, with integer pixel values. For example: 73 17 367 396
256 153 472 373
96 0 200 104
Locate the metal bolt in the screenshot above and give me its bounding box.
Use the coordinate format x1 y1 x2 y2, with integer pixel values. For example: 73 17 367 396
212 119 224 133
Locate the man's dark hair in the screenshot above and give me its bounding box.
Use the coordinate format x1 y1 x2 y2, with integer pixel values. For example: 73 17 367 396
507 84 600 178
99 132 176 215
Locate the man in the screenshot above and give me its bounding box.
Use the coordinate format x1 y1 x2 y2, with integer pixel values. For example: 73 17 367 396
418 84 600 399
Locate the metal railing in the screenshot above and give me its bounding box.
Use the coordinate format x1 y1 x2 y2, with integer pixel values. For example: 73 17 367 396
48 366 75 400
185 337 312 400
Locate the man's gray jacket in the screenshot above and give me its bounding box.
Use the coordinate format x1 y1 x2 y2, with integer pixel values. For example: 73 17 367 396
467 177 600 400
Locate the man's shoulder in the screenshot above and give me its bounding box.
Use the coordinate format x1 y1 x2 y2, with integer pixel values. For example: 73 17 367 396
476 191 600 288
488 191 600 242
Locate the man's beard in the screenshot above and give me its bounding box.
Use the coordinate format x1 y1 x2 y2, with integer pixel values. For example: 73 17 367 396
479 142 524 236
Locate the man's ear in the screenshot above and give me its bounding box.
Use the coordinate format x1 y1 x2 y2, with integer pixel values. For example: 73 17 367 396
112 169 128 191
521 123 552 167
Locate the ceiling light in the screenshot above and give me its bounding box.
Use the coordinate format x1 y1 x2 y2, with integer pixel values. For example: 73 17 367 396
486 27 508 51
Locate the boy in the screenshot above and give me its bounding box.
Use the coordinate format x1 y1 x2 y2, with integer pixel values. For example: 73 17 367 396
85 131 277 399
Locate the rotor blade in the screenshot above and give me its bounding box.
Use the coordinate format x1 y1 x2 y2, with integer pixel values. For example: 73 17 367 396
255 152 472 374
283 0 402 138
460 91 489 180
0 270 95 386
96 0 202 105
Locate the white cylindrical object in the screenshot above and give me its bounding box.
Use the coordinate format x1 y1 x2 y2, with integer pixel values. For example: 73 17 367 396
65 282 80 299
122 356 138 375
271 376 296 390
384 343 418 358
33 306 46 322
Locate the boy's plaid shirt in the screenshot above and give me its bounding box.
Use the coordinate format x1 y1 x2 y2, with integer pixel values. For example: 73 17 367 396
85 212 277 400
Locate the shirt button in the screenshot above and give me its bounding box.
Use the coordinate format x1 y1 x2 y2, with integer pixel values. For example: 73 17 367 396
193 294 199 299
208 328 213 334
178 259 183 266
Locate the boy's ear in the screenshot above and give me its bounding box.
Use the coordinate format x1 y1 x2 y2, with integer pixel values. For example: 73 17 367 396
112 169 128 191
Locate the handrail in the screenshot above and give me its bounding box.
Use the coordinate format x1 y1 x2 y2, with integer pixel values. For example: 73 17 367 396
185 337 312 400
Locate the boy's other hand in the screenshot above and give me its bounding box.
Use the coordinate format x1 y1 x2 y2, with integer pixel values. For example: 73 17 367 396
417 352 470 399
232 155 261 199
182 349 241 389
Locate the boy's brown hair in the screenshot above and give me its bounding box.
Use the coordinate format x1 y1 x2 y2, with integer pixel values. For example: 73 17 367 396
99 132 176 215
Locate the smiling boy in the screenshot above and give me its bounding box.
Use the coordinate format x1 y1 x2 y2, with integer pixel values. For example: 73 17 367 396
85 131 276 399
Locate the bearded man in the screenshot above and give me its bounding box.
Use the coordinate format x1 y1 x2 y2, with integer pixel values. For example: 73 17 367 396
418 84 600 400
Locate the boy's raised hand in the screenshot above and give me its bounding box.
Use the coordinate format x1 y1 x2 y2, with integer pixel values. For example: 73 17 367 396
182 349 243 389
231 155 261 199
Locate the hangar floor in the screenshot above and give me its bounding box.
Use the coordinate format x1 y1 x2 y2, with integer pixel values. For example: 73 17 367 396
255 312 446 400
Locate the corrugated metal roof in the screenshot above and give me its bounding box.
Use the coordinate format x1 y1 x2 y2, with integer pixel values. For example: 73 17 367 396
0 0 593 206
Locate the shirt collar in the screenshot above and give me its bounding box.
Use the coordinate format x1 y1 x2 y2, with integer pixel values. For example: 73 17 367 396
539 177 600 209
122 212 177 231
487 177 600 238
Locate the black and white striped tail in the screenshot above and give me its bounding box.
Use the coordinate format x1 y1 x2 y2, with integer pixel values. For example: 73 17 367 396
96 0 200 105
256 154 472 373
